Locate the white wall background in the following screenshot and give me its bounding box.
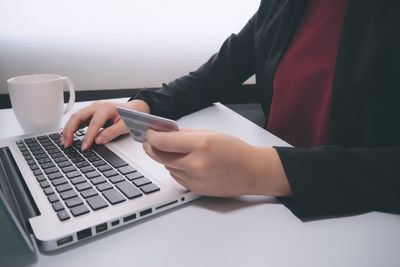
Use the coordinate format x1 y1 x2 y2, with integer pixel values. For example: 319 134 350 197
0 0 259 94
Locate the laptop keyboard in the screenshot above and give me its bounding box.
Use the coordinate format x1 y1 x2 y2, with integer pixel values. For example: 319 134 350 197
15 130 160 221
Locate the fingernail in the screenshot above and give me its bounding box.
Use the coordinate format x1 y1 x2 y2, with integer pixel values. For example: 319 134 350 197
81 142 88 151
63 140 69 148
60 136 64 145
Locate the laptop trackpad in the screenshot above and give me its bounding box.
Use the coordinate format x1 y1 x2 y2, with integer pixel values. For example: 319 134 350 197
107 136 183 190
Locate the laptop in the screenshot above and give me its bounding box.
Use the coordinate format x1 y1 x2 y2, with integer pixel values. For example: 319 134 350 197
0 103 290 253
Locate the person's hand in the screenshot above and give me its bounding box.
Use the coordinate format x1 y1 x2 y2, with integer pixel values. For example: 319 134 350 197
62 99 150 150
143 129 292 197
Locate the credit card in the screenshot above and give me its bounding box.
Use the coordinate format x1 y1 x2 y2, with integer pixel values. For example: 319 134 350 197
116 107 179 143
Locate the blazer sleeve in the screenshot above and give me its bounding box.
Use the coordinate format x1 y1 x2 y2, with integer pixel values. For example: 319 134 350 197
133 13 257 119
275 145 400 220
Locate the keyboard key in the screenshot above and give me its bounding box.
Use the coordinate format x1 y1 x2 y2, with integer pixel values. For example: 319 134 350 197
56 183 73 193
37 135 50 142
54 156 71 163
25 139 38 145
43 187 55 195
47 148 60 155
29 146 43 152
57 210 70 221
41 162 56 169
116 181 142 199
33 151 47 158
48 171 63 180
44 167 59 175
52 201 64 212
30 164 39 171
26 159 36 166
33 169 43 176
109 175 125 184
67 152 79 159
49 133 61 140
80 165 95 173
85 170 101 179
37 158 52 165
24 154 33 161
87 155 101 162
75 161 90 169
76 182 92 191
126 172 144 181
140 183 161 194
92 160 106 167
132 177 151 187
40 181 50 188
86 195 108 210
81 188 98 198
96 182 113 192
97 164 112 172
60 189 78 200
103 169 118 178
70 176 86 185
90 177 106 185
51 177 68 186
102 189 126 205
47 194 59 203
51 152 64 159
72 140 82 149
57 161 71 168
75 131 84 137
66 171 81 179
65 197 83 208
70 204 90 217
118 166 136 175
82 150 96 158
36 174 46 182
71 157 85 164
93 145 128 168
62 166 77 173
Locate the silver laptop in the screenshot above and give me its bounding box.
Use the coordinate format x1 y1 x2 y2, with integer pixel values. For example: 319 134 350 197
0 103 290 254
0 117 199 253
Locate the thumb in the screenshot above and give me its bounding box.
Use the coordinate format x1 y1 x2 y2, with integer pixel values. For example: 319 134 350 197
95 120 128 144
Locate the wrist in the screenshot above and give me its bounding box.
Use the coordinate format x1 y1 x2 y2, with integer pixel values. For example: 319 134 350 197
249 147 292 196
123 99 150 113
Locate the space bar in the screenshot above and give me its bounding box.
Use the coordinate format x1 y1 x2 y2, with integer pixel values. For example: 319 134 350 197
93 145 128 168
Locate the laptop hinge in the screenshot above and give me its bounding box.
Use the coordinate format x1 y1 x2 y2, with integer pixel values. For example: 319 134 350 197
0 147 40 224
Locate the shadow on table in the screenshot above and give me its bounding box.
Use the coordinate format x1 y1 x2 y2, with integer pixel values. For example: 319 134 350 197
193 195 279 213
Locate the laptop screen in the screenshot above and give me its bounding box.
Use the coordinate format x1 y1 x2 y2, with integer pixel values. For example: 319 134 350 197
0 147 36 253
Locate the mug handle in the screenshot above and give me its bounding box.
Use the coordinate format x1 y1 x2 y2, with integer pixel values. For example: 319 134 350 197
62 77 76 114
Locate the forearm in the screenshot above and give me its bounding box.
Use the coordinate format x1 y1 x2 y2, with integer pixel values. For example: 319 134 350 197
275 146 400 220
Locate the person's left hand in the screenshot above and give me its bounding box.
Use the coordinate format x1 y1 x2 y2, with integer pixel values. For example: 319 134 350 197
143 129 291 197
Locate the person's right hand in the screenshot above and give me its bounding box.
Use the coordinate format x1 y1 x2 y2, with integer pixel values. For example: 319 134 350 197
62 99 150 151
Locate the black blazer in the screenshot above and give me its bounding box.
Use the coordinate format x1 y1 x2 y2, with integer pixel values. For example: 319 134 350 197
134 0 400 220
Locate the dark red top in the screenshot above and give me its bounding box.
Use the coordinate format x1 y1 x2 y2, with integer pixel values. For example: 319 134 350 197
267 0 348 147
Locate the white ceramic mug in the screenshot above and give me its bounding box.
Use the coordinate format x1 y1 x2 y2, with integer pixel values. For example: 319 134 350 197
7 74 75 133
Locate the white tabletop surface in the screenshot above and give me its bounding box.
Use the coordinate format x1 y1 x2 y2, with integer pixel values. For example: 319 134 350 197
1 99 400 267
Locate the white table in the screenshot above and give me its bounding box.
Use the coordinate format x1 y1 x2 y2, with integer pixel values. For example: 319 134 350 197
1 99 400 267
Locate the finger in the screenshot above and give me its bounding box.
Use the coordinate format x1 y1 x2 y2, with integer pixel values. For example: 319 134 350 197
95 119 128 144
145 129 197 153
82 106 117 150
143 141 188 169
62 105 98 147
